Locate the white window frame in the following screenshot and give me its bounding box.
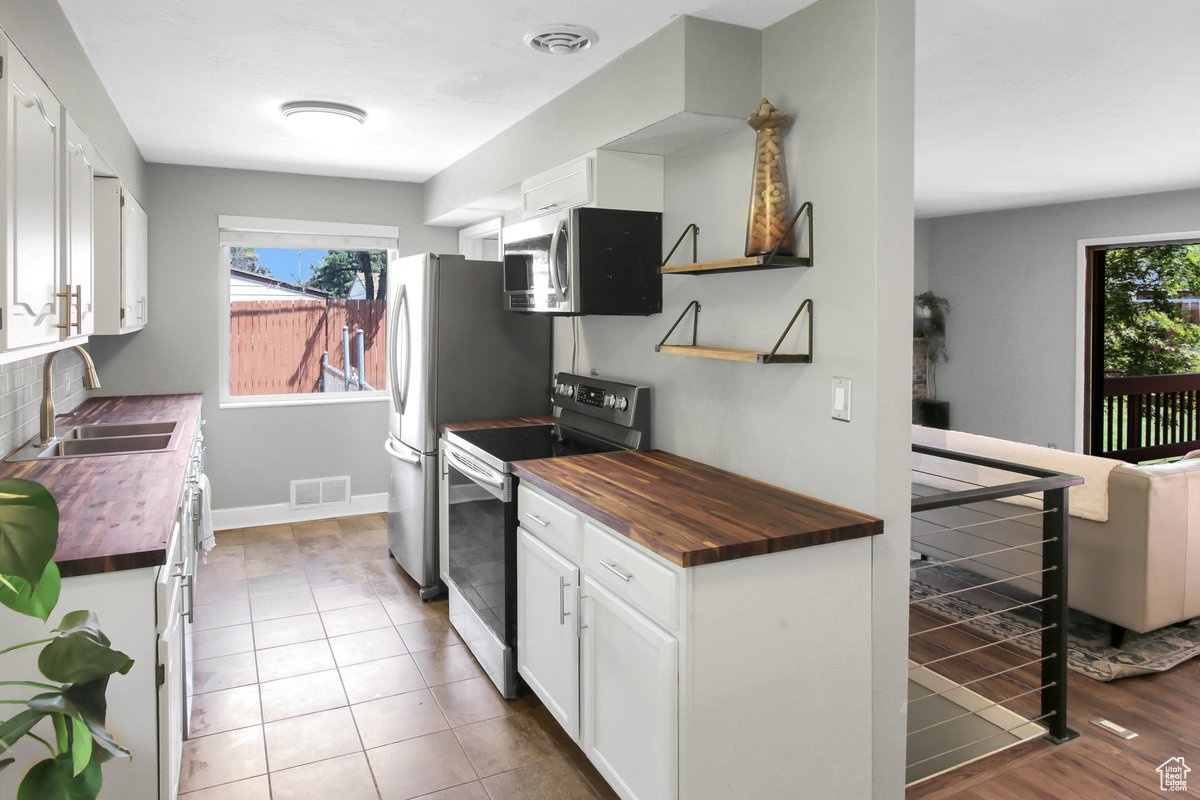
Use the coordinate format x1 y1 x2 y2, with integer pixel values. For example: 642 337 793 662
218 215 399 409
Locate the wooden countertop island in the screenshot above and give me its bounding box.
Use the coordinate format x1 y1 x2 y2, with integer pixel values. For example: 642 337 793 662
0 394 203 576
511 448 883 567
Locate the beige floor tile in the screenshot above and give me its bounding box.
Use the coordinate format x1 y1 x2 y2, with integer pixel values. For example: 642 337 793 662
247 570 310 599
189 684 262 737
260 669 348 722
367 731 478 800
338 514 386 534
249 589 317 622
242 524 294 543
192 623 254 660
204 544 246 565
321 601 392 637
199 560 248 583
396 618 462 653
246 553 303 578
382 595 443 625
565 750 620 799
430 677 518 728
244 538 301 559
292 518 343 538
194 576 249 606
342 528 388 548
213 528 245 546
270 752 381 800
253 613 327 650
526 704 576 753
179 775 269 800
340 655 427 704
411 645 484 687
193 651 258 694
453 712 559 779
314 581 379 611
256 639 336 682
329 627 407 667
351 688 449 749
179 726 266 793
297 534 348 558
263 706 363 771
481 755 598 800
306 561 370 588
411 783 489 800
193 598 252 631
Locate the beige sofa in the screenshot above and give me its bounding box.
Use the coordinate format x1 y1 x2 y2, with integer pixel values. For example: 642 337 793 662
911 426 1200 639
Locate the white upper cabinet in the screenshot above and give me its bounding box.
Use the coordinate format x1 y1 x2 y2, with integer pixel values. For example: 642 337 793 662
1 40 64 349
94 177 148 334
520 150 664 219
62 112 95 339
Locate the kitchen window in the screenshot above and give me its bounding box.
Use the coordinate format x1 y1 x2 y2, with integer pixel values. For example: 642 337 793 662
218 216 399 408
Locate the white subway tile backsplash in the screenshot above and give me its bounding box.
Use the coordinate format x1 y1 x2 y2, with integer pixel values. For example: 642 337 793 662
0 352 87 456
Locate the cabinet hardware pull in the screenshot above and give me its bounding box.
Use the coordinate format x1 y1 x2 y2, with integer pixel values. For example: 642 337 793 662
599 560 633 582
527 514 550 527
538 202 558 211
55 289 71 331
73 285 82 333
558 575 571 625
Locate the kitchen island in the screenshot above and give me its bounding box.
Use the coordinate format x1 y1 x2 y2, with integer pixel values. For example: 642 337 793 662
0 393 204 800
511 447 884 800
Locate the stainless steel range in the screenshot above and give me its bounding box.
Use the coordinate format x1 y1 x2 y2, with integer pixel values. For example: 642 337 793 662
442 372 650 698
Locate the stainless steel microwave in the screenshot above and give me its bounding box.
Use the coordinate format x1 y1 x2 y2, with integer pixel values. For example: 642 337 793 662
502 207 662 315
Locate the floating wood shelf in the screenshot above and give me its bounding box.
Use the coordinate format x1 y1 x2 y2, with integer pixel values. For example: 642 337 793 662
661 254 812 275
660 202 814 275
655 299 814 365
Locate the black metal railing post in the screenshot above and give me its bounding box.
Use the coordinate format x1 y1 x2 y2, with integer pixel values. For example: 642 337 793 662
1039 487 1079 743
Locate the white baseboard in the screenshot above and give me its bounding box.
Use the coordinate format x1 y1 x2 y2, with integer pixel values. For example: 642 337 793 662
212 492 388 531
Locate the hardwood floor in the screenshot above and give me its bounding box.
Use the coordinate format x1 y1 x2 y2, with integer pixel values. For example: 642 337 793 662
907 606 1200 799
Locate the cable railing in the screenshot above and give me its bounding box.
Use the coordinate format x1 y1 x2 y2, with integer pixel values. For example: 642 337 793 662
907 444 1082 784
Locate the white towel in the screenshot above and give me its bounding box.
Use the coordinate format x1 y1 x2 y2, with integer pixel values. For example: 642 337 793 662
198 473 216 552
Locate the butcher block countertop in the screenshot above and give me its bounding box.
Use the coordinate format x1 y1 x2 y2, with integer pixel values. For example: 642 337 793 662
512 449 883 567
441 416 555 433
0 394 202 577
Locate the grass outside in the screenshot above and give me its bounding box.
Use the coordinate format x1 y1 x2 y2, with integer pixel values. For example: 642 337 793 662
1100 395 1198 463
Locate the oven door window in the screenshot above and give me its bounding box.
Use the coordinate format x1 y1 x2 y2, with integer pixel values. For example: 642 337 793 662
446 462 510 640
503 236 551 294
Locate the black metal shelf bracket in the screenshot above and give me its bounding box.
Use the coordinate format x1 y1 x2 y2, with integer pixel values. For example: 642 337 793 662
765 298 814 364
662 223 701 267
764 201 814 267
655 300 701 351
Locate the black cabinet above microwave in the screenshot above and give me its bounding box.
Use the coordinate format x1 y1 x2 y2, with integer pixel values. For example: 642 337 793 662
502 207 662 316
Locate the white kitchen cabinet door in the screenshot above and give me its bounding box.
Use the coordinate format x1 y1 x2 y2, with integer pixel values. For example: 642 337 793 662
517 528 580 740
521 156 592 218
581 576 677 800
157 576 184 800
3 47 62 349
94 177 148 334
61 112 94 338
122 189 148 328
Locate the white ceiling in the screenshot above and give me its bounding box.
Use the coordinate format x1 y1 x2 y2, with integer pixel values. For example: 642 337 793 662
56 0 806 184
59 0 1200 218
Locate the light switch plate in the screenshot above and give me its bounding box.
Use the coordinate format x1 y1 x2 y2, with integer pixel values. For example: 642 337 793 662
832 376 851 421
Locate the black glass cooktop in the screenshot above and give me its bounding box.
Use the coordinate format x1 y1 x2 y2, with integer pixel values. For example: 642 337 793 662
449 424 622 466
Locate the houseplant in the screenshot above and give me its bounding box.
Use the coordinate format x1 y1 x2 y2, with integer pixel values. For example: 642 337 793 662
914 291 950 427
0 479 132 799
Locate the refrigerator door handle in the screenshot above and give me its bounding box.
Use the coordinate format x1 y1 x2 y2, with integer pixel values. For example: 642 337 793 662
385 435 420 464
399 286 413 413
388 284 405 413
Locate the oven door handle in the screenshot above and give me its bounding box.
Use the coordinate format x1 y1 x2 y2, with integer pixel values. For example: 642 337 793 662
448 448 505 490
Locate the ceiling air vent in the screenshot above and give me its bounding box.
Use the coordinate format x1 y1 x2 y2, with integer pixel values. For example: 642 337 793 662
290 476 351 509
524 25 599 56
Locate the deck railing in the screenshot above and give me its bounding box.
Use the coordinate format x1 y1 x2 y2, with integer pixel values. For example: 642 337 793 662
907 445 1081 783
1099 372 1200 462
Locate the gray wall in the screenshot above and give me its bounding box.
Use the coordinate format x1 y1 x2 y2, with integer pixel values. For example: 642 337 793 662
88 165 457 510
922 187 1200 450
0 0 146 200
559 1 914 795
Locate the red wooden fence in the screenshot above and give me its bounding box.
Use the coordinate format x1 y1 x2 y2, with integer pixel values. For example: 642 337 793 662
230 299 387 395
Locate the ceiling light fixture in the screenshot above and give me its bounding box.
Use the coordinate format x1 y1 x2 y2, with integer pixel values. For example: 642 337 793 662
524 24 599 55
280 101 367 138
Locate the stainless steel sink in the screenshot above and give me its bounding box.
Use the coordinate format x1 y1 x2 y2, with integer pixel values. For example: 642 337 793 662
68 421 178 439
4 420 183 461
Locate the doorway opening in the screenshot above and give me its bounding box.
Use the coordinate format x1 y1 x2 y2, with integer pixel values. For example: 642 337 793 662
1084 241 1200 461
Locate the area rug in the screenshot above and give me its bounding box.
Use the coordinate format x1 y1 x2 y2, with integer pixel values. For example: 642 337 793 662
910 559 1200 681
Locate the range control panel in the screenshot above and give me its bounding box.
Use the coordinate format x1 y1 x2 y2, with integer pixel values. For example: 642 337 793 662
551 372 647 427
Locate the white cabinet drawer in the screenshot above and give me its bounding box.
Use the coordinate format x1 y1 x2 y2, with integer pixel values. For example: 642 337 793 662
521 157 592 218
518 484 582 561
583 522 678 631
156 520 183 633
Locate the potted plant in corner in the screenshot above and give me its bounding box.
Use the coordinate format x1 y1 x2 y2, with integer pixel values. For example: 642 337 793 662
0 478 133 799
913 290 951 429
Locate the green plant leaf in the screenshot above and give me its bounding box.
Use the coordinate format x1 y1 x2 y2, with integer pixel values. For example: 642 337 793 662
0 561 61 621
0 756 13 772
38 612 133 684
17 755 102 800
0 479 59 588
27 681 129 761
69 717 91 777
0 708 48 752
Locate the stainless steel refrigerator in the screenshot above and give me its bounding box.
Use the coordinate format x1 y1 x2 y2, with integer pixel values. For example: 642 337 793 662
384 252 550 599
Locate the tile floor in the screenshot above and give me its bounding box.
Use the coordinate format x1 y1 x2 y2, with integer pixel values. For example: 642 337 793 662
182 513 617 800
